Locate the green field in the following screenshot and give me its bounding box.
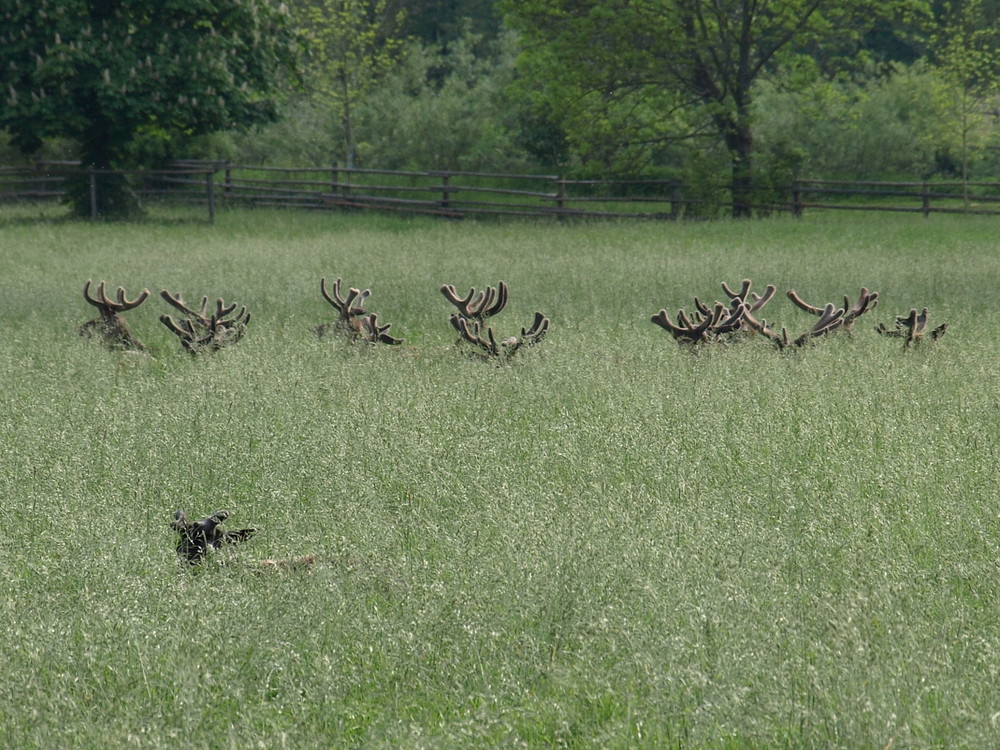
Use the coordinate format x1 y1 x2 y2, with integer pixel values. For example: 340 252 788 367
1 207 999 748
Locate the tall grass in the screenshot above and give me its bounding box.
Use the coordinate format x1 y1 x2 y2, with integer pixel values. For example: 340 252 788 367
1 208 999 748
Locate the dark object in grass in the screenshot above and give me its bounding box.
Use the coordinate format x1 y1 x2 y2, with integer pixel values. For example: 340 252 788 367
171 509 256 564
875 308 948 348
314 277 403 344
79 279 150 351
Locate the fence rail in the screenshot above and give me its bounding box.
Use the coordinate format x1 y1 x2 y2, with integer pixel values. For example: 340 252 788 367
3 161 1000 221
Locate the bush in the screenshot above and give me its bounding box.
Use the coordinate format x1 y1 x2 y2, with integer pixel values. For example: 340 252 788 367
753 63 956 181
355 29 532 172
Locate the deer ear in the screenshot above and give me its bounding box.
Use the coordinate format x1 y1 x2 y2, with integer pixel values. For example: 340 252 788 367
223 528 257 547
171 510 189 531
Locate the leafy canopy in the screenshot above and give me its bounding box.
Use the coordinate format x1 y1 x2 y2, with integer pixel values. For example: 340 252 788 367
504 0 931 214
0 0 299 165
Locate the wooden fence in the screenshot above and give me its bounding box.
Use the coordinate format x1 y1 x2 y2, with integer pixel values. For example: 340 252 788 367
3 160 1000 221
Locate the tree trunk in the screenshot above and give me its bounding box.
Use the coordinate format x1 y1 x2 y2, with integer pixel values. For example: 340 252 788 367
722 111 754 219
339 69 356 170
67 124 144 220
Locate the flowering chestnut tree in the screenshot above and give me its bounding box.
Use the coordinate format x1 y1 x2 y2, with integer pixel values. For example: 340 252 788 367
0 0 298 217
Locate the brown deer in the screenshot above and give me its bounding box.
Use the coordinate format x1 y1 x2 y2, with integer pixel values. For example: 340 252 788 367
79 279 150 350
651 279 775 343
441 281 549 361
875 308 948 347
159 290 250 353
171 509 257 565
315 277 403 344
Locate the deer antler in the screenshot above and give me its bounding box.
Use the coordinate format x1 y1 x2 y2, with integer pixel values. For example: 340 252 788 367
449 311 549 362
743 302 845 349
159 290 250 353
316 277 403 344
84 279 150 312
320 277 370 320
875 308 947 347
440 281 508 321
793 302 845 345
788 287 878 331
79 278 149 350
451 316 499 357
721 279 777 315
160 290 211 325
651 299 746 343
652 279 780 344
842 288 879 328
509 311 550 355
171 509 257 565
359 312 403 345
740 309 790 348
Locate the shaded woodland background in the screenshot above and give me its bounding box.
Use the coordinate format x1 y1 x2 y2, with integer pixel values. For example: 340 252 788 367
3 0 1000 216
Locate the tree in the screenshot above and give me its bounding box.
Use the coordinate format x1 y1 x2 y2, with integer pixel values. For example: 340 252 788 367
357 27 530 172
929 0 1000 198
295 0 406 168
400 0 502 45
0 0 298 218
505 0 929 217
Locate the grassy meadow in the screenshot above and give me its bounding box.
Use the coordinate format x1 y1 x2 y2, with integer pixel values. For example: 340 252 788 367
1 205 999 748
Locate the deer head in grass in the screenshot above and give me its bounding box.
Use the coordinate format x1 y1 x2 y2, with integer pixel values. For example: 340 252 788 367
741 287 879 349
315 277 403 344
79 279 150 351
441 281 549 361
875 308 947 347
787 287 879 332
171 509 257 565
159 290 250 353
651 279 774 344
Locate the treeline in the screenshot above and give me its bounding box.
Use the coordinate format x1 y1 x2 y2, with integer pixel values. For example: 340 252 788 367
3 0 999 217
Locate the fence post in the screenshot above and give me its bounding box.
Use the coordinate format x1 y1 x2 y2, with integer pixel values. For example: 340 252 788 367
440 173 451 211
921 182 931 217
555 175 565 218
792 182 803 218
206 170 216 224
224 161 232 199
32 159 44 199
670 181 681 220
89 169 98 219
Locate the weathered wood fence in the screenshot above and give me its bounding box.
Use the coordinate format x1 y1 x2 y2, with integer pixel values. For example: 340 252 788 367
3 160 1000 221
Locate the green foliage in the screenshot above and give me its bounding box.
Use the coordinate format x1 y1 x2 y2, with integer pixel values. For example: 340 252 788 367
293 0 406 167
400 0 502 45
753 63 950 181
356 27 531 172
927 0 1000 184
0 0 298 215
503 0 935 215
214 25 532 171
2 210 1000 746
